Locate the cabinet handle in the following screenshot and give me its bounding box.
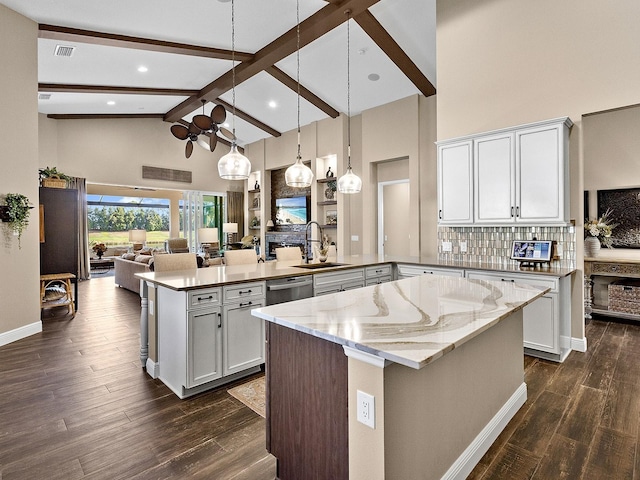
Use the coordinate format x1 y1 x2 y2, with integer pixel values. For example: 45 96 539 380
239 301 253 307
197 295 213 301
511 206 514 218
438 209 442 220
239 289 252 295
516 206 520 217
501 278 515 282
217 313 222 328
375 269 383 274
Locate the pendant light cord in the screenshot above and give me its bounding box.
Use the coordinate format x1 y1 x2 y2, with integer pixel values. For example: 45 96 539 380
346 10 351 169
231 0 237 140
296 0 301 160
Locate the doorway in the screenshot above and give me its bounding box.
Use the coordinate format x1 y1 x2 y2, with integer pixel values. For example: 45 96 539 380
377 180 410 256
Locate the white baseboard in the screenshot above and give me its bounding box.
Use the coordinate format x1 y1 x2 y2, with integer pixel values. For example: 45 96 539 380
442 382 527 480
146 358 159 379
571 336 587 353
0 321 42 348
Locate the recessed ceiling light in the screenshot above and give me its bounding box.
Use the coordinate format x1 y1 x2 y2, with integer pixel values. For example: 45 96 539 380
368 73 380 81
137 66 148 73
107 101 116 106
268 100 277 109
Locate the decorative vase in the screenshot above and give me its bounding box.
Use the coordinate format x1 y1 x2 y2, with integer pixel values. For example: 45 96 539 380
326 167 334 178
318 254 328 263
584 236 601 257
97 251 103 259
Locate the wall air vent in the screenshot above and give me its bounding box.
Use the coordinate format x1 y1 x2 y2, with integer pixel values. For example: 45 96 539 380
38 93 52 100
54 45 75 57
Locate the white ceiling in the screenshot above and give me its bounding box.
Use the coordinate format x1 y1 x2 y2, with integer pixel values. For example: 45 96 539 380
1 0 436 147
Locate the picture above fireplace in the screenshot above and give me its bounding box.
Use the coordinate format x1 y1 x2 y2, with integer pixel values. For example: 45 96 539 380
275 196 309 225
597 187 640 248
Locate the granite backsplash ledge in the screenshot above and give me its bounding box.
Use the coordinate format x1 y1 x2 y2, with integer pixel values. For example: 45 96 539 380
438 226 576 268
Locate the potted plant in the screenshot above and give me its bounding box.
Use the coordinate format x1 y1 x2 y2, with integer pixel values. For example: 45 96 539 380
1 193 31 248
584 208 617 257
39 166 71 188
91 242 108 259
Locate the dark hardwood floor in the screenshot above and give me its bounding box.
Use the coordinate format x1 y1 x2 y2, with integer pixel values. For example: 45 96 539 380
2 274 640 479
0 275 276 480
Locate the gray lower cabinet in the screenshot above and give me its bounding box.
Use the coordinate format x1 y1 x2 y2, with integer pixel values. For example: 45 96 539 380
314 268 365 296
465 271 570 362
396 264 464 280
365 264 393 286
157 282 265 399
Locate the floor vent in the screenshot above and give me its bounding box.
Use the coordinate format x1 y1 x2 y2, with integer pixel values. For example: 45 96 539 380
38 93 52 100
54 45 75 57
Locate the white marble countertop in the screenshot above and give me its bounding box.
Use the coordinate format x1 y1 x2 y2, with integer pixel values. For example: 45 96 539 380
136 254 574 291
251 274 549 370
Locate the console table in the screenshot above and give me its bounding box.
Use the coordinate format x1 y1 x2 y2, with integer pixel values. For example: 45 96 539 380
584 251 640 321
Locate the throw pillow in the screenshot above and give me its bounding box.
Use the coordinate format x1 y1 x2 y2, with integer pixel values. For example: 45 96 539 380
134 255 153 264
122 253 136 261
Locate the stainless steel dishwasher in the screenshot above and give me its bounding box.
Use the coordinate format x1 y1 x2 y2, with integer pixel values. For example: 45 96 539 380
266 275 314 305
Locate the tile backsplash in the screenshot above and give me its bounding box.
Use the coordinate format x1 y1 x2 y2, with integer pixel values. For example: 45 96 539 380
438 226 576 268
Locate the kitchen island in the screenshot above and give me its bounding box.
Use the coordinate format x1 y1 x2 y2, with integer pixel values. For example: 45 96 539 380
251 274 549 480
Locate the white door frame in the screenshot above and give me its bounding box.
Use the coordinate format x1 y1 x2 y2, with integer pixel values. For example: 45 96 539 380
377 179 409 256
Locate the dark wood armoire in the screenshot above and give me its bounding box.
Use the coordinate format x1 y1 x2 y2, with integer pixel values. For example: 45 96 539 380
39 187 79 309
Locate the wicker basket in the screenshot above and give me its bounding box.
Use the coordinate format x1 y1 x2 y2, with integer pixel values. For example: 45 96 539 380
41 175 67 189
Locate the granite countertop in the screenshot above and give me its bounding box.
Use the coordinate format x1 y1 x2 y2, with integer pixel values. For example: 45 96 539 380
135 254 575 291
251 274 549 370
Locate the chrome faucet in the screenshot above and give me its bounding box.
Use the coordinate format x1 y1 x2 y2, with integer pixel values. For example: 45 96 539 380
305 221 324 263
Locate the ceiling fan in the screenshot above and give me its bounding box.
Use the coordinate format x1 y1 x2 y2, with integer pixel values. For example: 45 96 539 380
170 100 235 159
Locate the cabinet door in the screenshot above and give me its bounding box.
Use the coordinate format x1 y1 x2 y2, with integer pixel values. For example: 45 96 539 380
474 132 515 223
523 293 559 353
437 141 473 224
187 307 222 388
223 299 265 376
515 123 566 223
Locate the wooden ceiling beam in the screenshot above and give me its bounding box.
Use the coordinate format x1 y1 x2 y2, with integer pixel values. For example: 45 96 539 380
165 0 380 123
265 66 339 119
39 83 198 97
354 10 436 97
38 24 254 61
212 98 281 138
47 113 164 120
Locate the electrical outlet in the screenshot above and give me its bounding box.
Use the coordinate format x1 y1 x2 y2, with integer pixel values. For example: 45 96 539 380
351 235 359 242
442 241 452 252
460 241 467 253
357 390 375 428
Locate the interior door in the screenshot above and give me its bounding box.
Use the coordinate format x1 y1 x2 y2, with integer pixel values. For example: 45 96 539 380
378 181 410 256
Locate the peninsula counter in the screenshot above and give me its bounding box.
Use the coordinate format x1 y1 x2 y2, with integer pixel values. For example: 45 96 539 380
251 274 549 480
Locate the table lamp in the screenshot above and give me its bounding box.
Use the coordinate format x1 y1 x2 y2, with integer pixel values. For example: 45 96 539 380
266 220 274 231
198 227 219 257
223 222 238 247
128 229 146 251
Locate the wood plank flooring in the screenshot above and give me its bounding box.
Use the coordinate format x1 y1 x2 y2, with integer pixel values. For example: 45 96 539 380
2 274 640 479
0 275 276 480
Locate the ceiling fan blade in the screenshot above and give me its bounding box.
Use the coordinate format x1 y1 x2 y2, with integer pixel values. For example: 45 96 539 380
193 114 212 131
211 104 226 124
188 122 200 135
185 140 194 158
220 127 236 141
170 124 189 140
210 134 218 152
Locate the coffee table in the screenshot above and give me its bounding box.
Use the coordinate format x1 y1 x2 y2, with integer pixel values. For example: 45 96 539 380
90 257 115 273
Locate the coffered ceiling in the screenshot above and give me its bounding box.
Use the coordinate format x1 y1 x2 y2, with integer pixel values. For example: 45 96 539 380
0 0 436 148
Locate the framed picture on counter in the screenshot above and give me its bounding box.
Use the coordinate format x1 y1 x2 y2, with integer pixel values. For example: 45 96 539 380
326 210 337 225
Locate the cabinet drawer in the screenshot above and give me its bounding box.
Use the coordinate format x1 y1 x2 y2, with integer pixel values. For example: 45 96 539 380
188 288 222 309
366 276 392 286
314 268 365 289
365 264 393 279
224 281 265 303
466 271 558 293
397 264 464 278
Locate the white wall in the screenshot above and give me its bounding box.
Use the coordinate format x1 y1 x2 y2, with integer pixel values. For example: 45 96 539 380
0 5 41 340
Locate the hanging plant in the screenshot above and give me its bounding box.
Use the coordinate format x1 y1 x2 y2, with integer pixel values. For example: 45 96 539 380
1 193 31 248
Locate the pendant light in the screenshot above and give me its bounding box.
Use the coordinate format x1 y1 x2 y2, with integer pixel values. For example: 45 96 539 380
285 0 314 188
218 0 251 180
337 10 362 194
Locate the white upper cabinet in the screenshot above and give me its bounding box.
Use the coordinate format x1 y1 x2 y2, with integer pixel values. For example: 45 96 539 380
438 117 572 226
437 140 473 224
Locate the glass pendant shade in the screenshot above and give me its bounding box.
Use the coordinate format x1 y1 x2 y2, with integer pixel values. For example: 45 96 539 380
285 156 314 187
337 165 362 194
218 143 251 180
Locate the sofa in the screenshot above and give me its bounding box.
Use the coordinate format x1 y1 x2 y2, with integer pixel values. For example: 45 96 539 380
114 256 152 294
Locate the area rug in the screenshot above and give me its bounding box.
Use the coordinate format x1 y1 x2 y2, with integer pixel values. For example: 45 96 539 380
227 376 266 418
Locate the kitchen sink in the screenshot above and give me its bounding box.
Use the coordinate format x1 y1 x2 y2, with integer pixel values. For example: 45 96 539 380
293 262 349 269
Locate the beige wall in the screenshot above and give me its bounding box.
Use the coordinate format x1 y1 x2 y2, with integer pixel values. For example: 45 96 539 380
0 5 41 340
436 0 640 341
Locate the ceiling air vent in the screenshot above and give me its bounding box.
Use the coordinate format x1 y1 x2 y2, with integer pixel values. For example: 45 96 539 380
38 93 52 100
54 45 75 57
